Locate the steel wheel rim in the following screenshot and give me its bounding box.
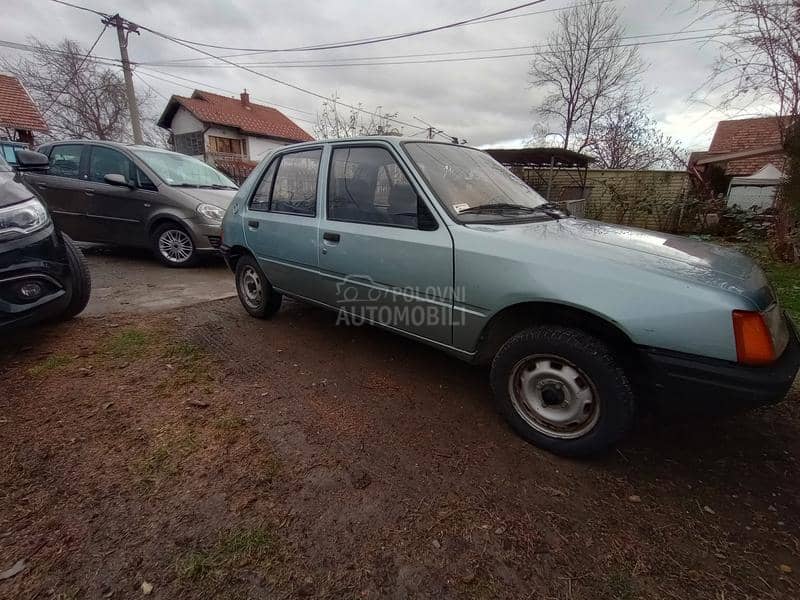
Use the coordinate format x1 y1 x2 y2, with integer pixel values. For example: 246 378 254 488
158 229 193 263
508 354 600 440
239 265 263 309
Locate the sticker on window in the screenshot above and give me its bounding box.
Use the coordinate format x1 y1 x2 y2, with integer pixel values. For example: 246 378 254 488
453 203 470 213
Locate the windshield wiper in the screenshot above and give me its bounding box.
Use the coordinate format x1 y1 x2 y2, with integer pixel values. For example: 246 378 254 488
458 203 540 214
198 184 237 190
170 183 199 188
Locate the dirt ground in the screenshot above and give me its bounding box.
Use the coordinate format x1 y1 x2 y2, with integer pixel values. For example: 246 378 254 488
1 297 799 599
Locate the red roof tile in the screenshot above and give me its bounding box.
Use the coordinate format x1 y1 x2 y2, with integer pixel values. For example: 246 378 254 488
708 116 786 176
0 73 48 132
161 90 312 143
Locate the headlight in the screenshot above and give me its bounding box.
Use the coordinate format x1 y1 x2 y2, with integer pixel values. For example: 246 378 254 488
197 203 225 222
0 198 50 240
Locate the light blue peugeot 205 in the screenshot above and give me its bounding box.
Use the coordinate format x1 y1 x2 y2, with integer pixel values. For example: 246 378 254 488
220 137 799 456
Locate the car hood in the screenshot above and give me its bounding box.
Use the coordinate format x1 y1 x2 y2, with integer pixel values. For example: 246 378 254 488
0 170 35 208
174 187 237 209
468 217 774 309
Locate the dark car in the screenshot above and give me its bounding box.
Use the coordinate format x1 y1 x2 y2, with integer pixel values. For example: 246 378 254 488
0 150 91 330
0 140 29 166
28 141 238 267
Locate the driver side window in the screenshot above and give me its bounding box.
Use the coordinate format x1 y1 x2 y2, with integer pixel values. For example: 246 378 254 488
89 146 133 184
327 146 421 228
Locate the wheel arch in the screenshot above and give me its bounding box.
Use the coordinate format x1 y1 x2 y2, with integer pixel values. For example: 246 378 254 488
148 214 190 239
473 301 638 366
223 244 255 273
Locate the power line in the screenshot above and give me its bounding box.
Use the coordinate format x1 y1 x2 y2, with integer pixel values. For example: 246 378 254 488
146 0 604 65
142 32 730 72
133 68 317 125
0 38 120 66
133 1 548 54
134 67 316 120
142 27 727 70
42 24 108 115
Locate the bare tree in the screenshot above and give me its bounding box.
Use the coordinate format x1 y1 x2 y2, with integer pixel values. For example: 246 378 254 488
694 1 799 260
1 37 155 144
314 93 402 138
587 101 687 169
694 0 799 132
528 0 644 151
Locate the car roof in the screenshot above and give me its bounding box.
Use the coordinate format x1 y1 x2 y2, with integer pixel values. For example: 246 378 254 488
277 136 480 153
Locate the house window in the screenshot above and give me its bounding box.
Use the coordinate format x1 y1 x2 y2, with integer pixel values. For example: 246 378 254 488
208 135 244 155
174 131 204 156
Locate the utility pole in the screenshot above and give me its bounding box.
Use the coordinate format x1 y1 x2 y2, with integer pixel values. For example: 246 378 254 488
104 14 143 144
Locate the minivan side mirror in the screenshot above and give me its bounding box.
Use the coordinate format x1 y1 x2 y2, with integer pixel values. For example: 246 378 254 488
104 173 133 188
14 149 49 172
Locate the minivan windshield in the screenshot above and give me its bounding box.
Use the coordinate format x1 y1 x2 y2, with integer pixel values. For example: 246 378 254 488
404 142 550 222
132 148 237 189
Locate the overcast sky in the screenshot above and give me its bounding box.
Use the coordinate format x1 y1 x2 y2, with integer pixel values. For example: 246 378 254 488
0 0 775 150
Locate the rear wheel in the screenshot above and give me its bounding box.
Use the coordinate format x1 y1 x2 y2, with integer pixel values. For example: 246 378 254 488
60 233 91 320
490 325 635 457
235 254 282 319
151 223 198 267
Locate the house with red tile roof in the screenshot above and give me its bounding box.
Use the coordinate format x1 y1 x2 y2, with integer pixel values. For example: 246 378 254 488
157 89 313 181
0 73 48 145
688 116 791 207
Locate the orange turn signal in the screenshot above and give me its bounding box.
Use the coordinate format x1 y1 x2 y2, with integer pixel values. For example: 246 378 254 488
732 310 775 365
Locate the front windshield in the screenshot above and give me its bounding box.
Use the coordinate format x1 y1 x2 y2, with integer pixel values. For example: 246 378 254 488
404 142 547 221
132 148 237 188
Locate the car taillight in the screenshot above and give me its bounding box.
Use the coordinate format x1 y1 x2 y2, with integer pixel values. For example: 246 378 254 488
732 310 776 365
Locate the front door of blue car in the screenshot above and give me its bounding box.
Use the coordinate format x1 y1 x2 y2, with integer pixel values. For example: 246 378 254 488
243 147 322 300
317 143 454 346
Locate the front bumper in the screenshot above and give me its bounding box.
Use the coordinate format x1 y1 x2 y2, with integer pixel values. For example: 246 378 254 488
182 217 223 253
640 314 800 414
0 225 72 330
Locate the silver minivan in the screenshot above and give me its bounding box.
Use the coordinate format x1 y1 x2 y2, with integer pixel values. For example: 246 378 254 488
221 137 799 456
29 141 237 267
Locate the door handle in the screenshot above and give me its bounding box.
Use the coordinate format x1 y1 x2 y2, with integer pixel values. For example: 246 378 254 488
38 183 48 189
248 220 259 229
84 188 95 196
323 232 340 243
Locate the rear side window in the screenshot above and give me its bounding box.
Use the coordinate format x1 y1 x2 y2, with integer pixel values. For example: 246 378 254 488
270 149 321 216
250 160 279 212
89 146 133 183
328 146 419 228
48 144 83 178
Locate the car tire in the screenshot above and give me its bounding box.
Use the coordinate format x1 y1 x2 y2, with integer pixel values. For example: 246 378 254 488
151 222 198 268
490 325 635 457
235 254 282 319
60 233 91 320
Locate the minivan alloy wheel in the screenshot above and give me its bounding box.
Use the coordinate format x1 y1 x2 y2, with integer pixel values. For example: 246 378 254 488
239 265 263 309
508 354 600 440
158 229 193 263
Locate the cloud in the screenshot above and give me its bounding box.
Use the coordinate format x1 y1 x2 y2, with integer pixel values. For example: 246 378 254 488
0 0 775 150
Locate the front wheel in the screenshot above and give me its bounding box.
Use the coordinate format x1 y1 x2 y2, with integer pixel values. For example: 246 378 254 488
235 255 282 319
490 325 635 457
151 223 198 267
60 233 91 320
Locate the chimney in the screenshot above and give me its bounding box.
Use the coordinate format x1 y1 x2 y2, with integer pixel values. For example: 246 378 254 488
240 89 250 107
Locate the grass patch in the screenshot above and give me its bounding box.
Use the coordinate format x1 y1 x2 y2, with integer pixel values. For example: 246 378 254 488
177 526 277 581
136 430 199 488
27 353 72 376
763 261 800 321
602 571 637 600
159 340 214 392
214 415 248 431
102 327 153 359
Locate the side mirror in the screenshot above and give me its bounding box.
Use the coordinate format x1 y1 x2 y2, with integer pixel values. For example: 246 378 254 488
104 173 133 188
14 149 49 172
